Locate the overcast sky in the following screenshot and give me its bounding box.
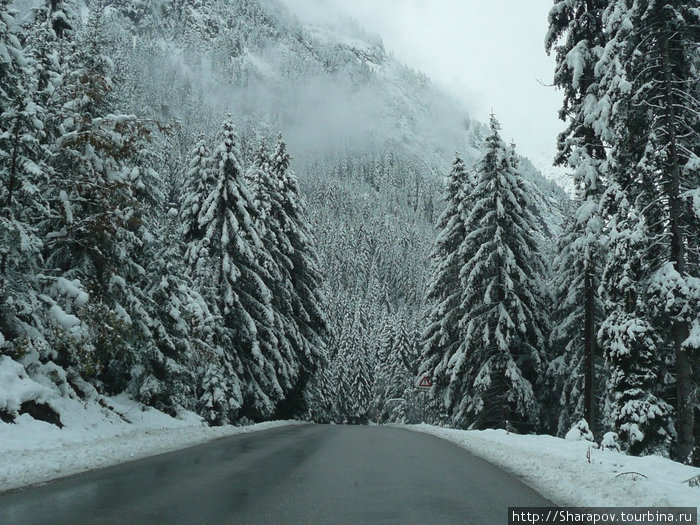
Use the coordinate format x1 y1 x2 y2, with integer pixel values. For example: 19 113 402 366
294 0 565 166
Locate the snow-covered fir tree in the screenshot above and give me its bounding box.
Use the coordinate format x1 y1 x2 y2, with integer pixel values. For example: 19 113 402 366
268 137 329 416
372 315 397 421
598 192 675 455
375 313 420 423
245 140 300 416
136 210 198 412
199 357 235 426
43 8 155 392
329 330 354 421
348 347 374 422
419 154 473 403
0 0 49 355
438 115 549 431
595 0 700 462
305 365 336 423
546 0 608 435
549 210 605 435
135 152 205 415
344 312 373 423
181 136 215 253
188 117 284 421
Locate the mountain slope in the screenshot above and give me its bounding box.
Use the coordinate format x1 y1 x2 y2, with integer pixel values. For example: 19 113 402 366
4 0 568 427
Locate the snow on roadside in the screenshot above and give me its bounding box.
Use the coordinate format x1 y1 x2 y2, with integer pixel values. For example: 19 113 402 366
404 424 699 513
1 396 299 493
0 354 300 493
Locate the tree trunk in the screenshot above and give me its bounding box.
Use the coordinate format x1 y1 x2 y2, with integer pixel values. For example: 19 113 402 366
583 264 596 433
0 121 22 276
675 324 694 463
659 23 694 463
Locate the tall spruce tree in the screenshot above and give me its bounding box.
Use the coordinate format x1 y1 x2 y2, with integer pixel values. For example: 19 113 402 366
130 130 203 415
137 203 200 414
599 191 675 455
546 0 609 434
246 140 300 415
549 211 605 435
375 313 418 423
0 1 49 353
192 117 283 420
268 137 329 416
305 365 335 423
597 0 700 462
179 132 243 424
181 136 215 248
448 115 548 430
43 8 155 391
344 311 373 422
419 154 473 406
331 329 354 421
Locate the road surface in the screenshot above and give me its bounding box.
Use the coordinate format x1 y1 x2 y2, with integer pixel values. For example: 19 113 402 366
0 424 551 524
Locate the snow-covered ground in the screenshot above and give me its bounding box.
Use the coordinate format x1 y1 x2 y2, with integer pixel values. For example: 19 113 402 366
0 354 299 493
0 393 298 493
404 424 700 515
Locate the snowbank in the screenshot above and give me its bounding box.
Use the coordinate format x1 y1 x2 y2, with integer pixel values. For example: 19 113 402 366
0 389 298 492
404 424 699 513
0 355 300 493
0 356 56 416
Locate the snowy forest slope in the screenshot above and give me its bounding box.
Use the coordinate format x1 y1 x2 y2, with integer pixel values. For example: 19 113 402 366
1 0 568 433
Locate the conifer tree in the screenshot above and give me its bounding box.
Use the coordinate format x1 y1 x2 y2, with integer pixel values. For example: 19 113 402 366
246 141 300 416
597 0 699 462
137 241 197 411
268 136 329 414
304 365 335 423
549 211 605 434
374 314 417 422
44 8 154 391
546 0 608 434
181 136 215 249
193 117 283 420
136 175 203 414
199 356 236 426
419 154 473 403
599 192 675 455
343 312 372 422
348 348 373 422
394 314 417 376
372 316 393 421
331 333 353 421
376 315 395 364
0 1 49 350
447 116 548 430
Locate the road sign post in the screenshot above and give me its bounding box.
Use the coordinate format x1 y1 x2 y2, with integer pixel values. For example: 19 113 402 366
416 376 432 422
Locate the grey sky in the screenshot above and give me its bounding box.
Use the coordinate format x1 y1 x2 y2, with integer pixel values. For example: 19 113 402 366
294 0 565 166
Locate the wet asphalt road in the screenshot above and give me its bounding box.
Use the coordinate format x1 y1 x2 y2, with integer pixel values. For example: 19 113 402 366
0 424 551 524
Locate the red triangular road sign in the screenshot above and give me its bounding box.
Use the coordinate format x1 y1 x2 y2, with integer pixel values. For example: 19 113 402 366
418 376 432 388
